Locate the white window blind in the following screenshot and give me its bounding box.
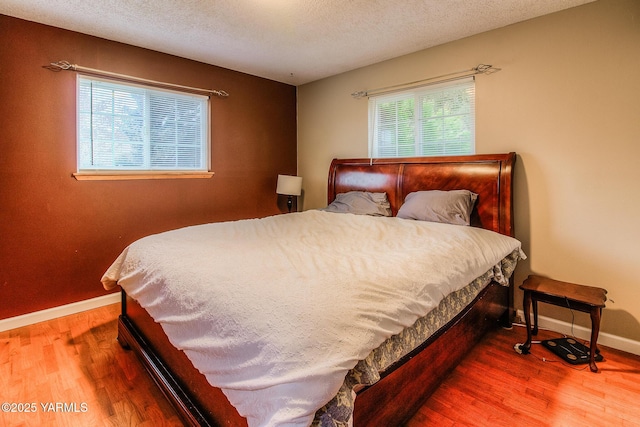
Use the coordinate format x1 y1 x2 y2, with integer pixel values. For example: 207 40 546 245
77 76 209 172
369 78 475 157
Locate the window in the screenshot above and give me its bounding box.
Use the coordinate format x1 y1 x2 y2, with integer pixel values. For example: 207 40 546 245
369 78 475 157
77 76 210 174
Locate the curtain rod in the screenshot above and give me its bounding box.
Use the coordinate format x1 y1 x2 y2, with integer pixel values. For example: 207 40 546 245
351 64 500 99
45 60 229 98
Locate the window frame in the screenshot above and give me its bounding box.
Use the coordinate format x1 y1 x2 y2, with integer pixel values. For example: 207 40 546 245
74 75 212 180
368 77 475 158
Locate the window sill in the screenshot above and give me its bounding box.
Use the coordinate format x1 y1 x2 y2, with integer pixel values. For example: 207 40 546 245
72 172 215 181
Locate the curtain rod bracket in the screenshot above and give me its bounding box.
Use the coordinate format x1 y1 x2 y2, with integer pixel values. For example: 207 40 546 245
351 90 368 99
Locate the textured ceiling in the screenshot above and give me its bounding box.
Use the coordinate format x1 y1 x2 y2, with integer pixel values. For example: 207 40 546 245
1 0 595 85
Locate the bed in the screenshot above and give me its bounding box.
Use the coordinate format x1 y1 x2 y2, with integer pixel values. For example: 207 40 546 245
103 152 523 427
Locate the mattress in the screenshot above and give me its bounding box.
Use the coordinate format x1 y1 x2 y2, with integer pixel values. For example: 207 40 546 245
102 210 524 427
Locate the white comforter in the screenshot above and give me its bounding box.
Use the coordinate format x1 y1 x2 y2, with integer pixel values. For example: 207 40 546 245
102 210 523 427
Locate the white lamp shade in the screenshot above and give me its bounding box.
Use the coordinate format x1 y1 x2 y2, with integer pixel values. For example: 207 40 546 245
276 175 302 196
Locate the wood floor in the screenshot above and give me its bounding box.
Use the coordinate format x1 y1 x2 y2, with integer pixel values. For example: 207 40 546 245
406 326 640 427
0 304 183 427
1 304 639 427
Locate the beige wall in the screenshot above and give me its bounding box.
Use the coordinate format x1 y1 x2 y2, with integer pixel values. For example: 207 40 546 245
298 0 640 341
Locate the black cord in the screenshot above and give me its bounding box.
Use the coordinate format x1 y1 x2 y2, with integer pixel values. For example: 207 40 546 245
525 346 589 371
512 319 591 370
565 297 590 348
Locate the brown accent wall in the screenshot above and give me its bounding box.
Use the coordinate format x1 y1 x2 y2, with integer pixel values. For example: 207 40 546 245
0 15 297 319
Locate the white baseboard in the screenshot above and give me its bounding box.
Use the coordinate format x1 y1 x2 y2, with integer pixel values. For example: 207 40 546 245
515 309 640 356
0 293 121 333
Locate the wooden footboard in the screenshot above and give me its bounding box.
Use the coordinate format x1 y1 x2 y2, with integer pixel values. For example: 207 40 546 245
118 292 247 427
118 315 215 426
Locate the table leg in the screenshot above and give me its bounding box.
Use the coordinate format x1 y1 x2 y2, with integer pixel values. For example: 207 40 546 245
532 299 539 336
521 290 532 354
589 307 602 372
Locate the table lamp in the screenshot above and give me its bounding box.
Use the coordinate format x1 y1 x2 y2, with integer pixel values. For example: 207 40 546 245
276 174 302 212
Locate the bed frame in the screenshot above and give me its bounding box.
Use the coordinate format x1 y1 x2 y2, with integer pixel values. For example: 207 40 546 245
117 152 517 426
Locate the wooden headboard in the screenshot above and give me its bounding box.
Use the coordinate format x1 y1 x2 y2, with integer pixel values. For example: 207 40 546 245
327 153 516 237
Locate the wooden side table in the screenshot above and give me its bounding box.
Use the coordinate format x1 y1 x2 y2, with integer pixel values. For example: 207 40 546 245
519 275 607 372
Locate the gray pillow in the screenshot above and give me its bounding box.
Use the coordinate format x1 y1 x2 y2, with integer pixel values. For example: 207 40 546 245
397 190 478 225
321 191 392 217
